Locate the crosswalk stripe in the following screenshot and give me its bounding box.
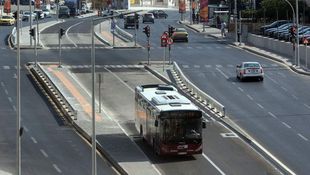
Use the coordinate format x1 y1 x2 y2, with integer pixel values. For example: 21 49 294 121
182 65 189 68
216 65 223 68
194 65 200 68
227 64 234 68
205 65 212 68
3 66 10 70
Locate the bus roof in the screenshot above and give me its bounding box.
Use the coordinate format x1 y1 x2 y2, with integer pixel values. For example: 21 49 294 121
136 84 199 112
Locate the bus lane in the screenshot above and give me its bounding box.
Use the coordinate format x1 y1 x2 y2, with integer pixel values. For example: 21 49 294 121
69 64 282 175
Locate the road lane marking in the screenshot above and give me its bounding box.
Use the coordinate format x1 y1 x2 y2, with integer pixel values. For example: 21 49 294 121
304 104 310 109
202 153 226 175
246 94 253 100
216 65 223 68
66 21 84 48
257 103 264 109
265 75 279 84
205 65 211 68
40 149 49 158
280 86 288 92
13 105 16 111
297 133 309 141
3 66 10 69
53 164 62 173
24 126 29 132
4 89 8 95
216 68 229 79
268 112 277 119
232 82 236 85
237 87 244 92
282 122 292 129
1 82 4 87
194 65 200 68
31 136 38 144
291 95 298 100
8 97 12 103
182 65 189 68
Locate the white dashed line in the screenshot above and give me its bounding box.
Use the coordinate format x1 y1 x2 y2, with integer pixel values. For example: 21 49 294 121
8 97 12 103
31 136 38 144
282 122 292 129
40 149 49 158
202 153 226 175
53 164 62 173
291 95 298 100
237 87 244 92
266 75 279 84
281 86 288 92
23 126 29 132
187 46 193 49
216 65 223 68
1 82 4 87
304 104 310 109
3 66 10 69
216 68 229 79
257 103 264 109
205 65 211 68
232 82 236 85
194 65 200 68
297 133 309 141
246 94 254 100
4 89 8 95
12 105 16 111
268 112 278 119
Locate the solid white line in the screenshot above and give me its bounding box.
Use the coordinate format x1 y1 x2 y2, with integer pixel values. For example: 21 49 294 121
257 103 264 109
268 112 277 119
31 136 38 144
202 153 226 175
297 133 309 141
246 94 254 100
216 68 229 79
282 122 292 129
53 164 62 173
237 87 244 92
66 21 84 48
40 149 49 158
104 67 135 92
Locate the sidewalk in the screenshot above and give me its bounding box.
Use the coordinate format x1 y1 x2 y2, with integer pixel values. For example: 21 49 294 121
180 20 310 76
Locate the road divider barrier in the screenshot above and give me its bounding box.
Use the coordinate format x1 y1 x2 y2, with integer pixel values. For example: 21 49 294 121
30 63 77 121
172 62 226 117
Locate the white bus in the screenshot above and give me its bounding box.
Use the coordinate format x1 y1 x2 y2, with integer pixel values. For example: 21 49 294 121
135 84 205 156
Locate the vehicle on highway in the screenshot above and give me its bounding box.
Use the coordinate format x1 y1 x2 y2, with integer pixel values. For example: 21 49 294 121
0 16 15 25
266 23 293 38
34 9 45 19
58 6 70 18
148 10 168 19
260 20 290 35
124 14 139 29
236 62 264 81
264 23 291 36
21 11 37 21
171 27 188 42
135 84 206 155
142 13 154 23
42 9 51 17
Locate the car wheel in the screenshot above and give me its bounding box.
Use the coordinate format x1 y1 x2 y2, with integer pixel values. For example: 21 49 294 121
260 77 264 81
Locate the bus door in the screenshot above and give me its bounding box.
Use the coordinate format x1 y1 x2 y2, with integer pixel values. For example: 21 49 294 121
146 108 152 143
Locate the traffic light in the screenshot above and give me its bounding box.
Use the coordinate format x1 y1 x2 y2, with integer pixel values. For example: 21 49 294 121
143 25 150 37
29 28 36 39
168 25 175 37
290 25 296 40
59 28 65 38
134 13 139 22
13 11 17 19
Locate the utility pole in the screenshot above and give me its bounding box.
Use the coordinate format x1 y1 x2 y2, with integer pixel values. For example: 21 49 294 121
58 28 65 67
29 0 32 45
296 0 300 67
234 0 237 43
16 0 21 174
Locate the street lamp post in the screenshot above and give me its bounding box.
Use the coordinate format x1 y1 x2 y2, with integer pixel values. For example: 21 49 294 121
234 0 237 43
16 0 21 174
296 0 300 67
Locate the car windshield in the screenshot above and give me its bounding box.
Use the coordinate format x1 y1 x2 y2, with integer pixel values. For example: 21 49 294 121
244 63 260 68
2 16 11 19
176 28 186 32
144 14 152 17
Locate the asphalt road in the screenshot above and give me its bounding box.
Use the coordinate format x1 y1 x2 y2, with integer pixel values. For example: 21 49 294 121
0 22 118 175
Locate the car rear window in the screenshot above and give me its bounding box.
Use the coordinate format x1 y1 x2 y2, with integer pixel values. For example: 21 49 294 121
244 63 260 68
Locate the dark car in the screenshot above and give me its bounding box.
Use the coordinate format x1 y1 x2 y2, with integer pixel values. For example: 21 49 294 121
148 10 168 19
124 14 139 29
142 13 154 23
58 6 70 18
260 20 290 35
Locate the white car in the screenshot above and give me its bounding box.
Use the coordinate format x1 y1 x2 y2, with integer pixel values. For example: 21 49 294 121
22 11 37 21
236 62 264 81
42 9 50 17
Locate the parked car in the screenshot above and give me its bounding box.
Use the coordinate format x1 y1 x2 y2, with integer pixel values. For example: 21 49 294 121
58 6 70 18
124 14 139 29
266 23 292 38
260 20 290 35
148 10 168 19
0 16 15 25
142 13 154 23
236 62 264 81
171 27 188 42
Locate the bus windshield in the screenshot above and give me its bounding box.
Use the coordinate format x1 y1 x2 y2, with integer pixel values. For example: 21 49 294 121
161 111 202 144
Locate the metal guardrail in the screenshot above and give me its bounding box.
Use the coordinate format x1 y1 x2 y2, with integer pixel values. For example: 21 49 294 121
34 63 77 121
115 25 133 42
173 62 226 117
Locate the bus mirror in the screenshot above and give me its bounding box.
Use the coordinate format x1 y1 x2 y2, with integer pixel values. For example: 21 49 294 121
202 121 206 129
155 120 158 127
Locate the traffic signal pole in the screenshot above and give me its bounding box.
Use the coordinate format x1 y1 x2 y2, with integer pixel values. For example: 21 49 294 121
29 0 32 46
147 37 150 65
58 28 62 67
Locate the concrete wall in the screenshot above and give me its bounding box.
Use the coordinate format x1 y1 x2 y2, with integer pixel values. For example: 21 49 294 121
247 34 310 66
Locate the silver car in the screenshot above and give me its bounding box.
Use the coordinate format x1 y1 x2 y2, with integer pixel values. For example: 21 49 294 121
236 62 264 81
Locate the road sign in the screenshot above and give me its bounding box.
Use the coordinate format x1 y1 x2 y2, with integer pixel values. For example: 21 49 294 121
161 32 168 47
